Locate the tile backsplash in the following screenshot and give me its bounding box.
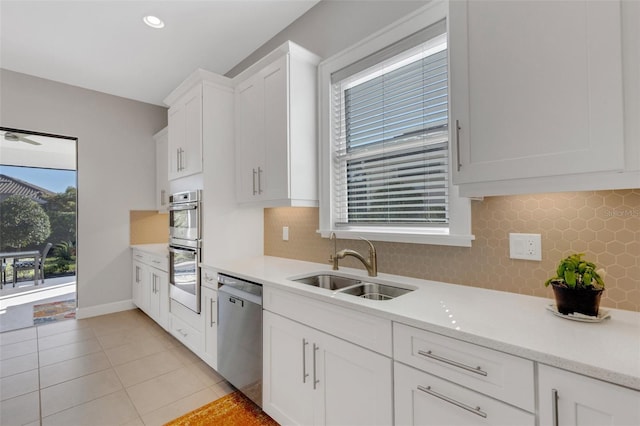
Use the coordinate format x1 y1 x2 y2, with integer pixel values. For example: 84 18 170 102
264 189 640 311
130 211 168 245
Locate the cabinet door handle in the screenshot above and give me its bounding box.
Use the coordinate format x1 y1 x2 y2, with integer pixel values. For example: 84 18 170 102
252 168 258 195
160 189 166 206
135 266 140 283
257 167 263 194
210 299 216 326
417 385 487 419
176 148 181 172
417 350 487 376
180 148 186 171
313 343 319 390
302 339 309 383
455 119 462 172
552 389 559 426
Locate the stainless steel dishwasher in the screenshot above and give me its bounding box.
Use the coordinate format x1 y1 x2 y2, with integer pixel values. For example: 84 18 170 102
217 273 263 407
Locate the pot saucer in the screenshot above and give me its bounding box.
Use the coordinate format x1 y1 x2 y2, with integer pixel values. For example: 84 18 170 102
546 304 611 322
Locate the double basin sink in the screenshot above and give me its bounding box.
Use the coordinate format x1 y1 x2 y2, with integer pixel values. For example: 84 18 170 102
290 272 415 301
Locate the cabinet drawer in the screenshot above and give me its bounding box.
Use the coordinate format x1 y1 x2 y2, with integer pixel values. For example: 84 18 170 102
264 287 392 356
395 362 534 426
394 323 534 412
132 250 149 264
147 253 168 272
170 313 202 353
170 299 202 331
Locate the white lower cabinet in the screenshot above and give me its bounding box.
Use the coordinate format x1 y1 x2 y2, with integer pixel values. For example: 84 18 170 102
538 364 640 426
147 267 169 330
169 299 203 354
395 362 534 426
263 310 393 426
132 259 150 313
200 275 218 370
132 249 169 330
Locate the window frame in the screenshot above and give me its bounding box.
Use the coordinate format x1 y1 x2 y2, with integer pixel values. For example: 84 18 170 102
318 1 474 247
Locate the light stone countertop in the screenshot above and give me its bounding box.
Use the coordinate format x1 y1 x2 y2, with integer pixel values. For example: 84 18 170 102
130 244 168 257
210 255 640 391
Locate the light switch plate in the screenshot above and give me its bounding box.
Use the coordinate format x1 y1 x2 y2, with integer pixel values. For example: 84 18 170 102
282 226 289 241
509 233 542 261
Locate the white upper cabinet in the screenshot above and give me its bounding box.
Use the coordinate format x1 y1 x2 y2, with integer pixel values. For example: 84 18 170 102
165 75 205 180
450 0 638 196
153 127 169 212
234 41 321 207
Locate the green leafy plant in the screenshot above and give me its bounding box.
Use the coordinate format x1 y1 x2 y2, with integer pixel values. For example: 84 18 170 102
55 240 76 260
545 253 604 290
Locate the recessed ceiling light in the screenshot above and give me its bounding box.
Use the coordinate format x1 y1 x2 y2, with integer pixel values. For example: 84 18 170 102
143 15 165 29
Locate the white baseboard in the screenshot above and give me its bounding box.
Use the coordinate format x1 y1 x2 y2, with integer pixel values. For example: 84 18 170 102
76 299 136 319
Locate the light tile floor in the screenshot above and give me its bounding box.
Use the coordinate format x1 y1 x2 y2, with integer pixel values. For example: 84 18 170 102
0 276 77 333
0 309 235 426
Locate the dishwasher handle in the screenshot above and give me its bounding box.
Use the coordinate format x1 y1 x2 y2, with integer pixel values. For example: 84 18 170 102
226 295 245 308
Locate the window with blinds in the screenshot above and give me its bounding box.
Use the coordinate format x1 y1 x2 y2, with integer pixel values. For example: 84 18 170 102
331 21 449 228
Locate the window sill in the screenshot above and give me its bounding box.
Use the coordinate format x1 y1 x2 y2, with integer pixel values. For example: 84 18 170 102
318 229 475 247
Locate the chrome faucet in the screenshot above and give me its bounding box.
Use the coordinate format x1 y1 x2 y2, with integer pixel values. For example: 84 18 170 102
329 234 378 277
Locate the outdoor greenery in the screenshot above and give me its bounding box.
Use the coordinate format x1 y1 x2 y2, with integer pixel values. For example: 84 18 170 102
0 195 51 250
43 187 77 244
0 187 77 282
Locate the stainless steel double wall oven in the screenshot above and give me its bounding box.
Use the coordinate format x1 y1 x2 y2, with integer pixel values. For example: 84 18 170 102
168 190 201 313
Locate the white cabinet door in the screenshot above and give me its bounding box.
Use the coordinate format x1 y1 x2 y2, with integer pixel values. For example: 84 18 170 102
235 56 287 204
450 0 624 186
154 127 169 212
319 323 393 426
234 42 319 207
235 75 264 203
263 310 393 426
263 311 316 426
132 260 149 312
167 104 184 180
261 54 289 203
148 267 168 330
201 285 217 369
168 84 202 180
538 364 640 426
395 362 534 426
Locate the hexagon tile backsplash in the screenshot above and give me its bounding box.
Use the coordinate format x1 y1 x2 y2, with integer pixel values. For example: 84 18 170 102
264 189 640 312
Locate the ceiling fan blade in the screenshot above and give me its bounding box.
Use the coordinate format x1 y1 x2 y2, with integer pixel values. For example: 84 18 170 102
3 132 42 145
19 136 42 145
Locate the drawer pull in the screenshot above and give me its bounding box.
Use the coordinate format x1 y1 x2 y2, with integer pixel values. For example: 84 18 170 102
552 389 559 426
177 328 188 338
417 385 487 419
418 350 487 377
302 339 309 383
313 343 319 390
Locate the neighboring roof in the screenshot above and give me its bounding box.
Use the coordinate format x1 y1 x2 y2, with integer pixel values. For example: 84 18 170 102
0 174 54 203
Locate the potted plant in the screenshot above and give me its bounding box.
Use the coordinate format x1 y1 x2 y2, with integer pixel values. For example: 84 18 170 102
545 253 605 316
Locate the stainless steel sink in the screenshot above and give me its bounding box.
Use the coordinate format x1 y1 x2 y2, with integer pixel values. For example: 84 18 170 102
339 282 413 300
292 274 361 290
290 273 415 300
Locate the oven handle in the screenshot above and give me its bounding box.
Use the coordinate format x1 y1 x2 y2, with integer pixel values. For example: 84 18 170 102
169 204 198 212
169 246 197 255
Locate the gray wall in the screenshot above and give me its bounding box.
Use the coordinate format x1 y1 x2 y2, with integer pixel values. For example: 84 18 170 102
0 69 167 314
226 0 428 77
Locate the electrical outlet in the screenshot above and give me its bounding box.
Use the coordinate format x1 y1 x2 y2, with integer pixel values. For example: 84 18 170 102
282 226 289 241
509 233 542 261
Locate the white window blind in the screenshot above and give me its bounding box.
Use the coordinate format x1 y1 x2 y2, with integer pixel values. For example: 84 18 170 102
331 21 449 227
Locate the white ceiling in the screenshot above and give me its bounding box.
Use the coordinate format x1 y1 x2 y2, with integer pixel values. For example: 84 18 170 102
0 0 319 106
